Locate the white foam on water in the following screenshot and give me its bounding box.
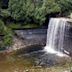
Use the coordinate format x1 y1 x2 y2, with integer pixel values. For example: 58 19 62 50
44 18 69 57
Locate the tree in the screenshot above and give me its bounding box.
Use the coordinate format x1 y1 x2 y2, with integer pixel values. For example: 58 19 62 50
8 0 61 25
56 0 72 16
8 0 72 25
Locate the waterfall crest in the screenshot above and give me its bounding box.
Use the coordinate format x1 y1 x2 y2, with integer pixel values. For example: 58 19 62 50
44 18 69 57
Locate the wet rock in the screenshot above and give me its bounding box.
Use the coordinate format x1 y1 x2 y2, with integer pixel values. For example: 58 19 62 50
21 49 70 66
25 69 29 72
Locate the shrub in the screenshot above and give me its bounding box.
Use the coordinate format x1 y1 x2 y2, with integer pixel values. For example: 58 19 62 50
0 20 12 49
56 0 72 16
0 9 10 17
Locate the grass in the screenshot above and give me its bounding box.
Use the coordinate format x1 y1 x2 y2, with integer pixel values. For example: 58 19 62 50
7 23 39 29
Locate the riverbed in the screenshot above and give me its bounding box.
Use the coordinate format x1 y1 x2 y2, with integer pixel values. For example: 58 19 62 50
0 49 71 72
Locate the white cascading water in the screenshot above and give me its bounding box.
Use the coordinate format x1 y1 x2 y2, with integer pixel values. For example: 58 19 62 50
44 18 69 57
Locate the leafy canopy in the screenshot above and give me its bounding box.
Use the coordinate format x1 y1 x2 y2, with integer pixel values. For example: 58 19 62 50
8 0 60 25
0 20 12 48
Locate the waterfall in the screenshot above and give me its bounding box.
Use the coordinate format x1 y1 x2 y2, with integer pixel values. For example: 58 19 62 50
44 18 69 57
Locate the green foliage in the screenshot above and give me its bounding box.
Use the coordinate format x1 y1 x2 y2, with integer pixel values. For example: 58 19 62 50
3 27 12 46
0 20 12 49
56 0 72 15
8 22 39 29
43 0 60 14
0 0 71 26
0 9 10 17
8 0 61 25
34 0 60 25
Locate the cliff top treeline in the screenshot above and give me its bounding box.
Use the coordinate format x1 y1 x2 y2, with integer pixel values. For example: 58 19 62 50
0 0 72 49
0 0 72 25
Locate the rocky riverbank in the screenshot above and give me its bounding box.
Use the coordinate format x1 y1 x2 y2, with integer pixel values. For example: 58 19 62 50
5 29 47 53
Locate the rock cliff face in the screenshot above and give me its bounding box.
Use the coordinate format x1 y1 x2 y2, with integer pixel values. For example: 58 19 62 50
63 22 72 55
8 21 72 66
9 20 72 55
10 29 47 51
